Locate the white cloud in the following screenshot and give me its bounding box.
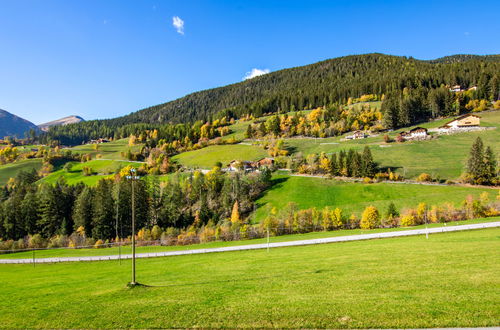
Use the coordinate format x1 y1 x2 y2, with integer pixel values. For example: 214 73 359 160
243 68 270 80
172 16 184 35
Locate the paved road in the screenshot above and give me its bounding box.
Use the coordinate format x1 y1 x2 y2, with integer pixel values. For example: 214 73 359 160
1 222 498 264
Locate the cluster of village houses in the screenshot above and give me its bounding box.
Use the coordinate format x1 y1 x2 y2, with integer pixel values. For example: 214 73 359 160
86 138 110 144
226 158 274 172
346 114 482 141
228 114 483 172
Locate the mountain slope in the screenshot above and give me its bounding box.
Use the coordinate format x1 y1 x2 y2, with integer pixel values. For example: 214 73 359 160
115 53 500 124
43 53 500 145
39 115 85 131
0 109 38 138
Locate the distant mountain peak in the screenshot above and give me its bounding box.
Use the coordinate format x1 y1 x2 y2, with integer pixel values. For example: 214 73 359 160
38 115 85 131
0 109 38 138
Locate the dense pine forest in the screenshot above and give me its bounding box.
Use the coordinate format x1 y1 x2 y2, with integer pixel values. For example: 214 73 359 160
42 53 500 145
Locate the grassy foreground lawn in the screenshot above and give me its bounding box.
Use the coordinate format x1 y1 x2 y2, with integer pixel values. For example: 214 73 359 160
253 175 497 222
0 228 498 328
2 217 497 259
0 158 43 186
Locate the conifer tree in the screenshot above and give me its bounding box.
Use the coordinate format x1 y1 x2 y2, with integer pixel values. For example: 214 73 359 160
362 146 376 177
329 153 338 176
484 146 497 184
467 137 485 183
73 186 94 236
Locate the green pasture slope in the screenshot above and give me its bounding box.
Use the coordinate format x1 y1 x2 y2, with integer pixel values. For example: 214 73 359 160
41 159 142 186
172 144 268 169
173 110 499 179
69 138 142 160
284 110 500 179
253 174 498 223
0 228 498 328
0 159 43 186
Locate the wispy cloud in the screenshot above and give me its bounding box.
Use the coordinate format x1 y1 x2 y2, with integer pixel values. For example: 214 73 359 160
172 16 184 35
464 31 471 37
243 68 270 80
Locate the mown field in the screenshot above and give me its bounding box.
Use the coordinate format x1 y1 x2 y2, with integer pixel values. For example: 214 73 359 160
0 228 498 328
68 138 142 160
2 217 497 259
253 174 497 222
0 158 43 186
40 159 142 186
172 144 268 169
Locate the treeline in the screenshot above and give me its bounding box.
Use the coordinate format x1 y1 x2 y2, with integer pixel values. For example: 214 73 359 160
0 167 272 242
42 54 500 144
41 116 234 147
2 191 498 251
287 147 379 178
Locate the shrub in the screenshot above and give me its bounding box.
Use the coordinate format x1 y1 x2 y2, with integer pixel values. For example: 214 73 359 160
63 162 73 173
82 166 94 176
28 234 45 248
360 206 380 229
400 210 416 226
94 239 105 248
417 173 432 182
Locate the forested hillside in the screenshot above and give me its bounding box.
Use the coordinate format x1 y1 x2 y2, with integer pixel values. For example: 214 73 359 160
43 53 500 144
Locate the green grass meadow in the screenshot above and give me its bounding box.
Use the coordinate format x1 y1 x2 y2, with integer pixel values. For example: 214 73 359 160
68 138 142 160
172 143 268 169
40 159 141 186
253 175 497 222
0 228 498 328
0 158 43 186
284 110 500 179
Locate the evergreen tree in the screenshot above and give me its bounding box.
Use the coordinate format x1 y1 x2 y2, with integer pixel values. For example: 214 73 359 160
484 146 498 184
467 137 485 183
21 191 39 235
361 146 376 177
385 202 399 219
329 153 338 176
244 124 253 139
381 94 399 129
37 184 64 238
92 179 115 239
73 186 94 236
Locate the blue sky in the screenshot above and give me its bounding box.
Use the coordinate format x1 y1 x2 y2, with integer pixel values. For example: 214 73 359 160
0 0 499 124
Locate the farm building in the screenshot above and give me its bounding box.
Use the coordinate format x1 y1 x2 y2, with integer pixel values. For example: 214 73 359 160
439 114 481 133
397 127 429 141
346 130 366 140
227 160 258 172
257 157 274 167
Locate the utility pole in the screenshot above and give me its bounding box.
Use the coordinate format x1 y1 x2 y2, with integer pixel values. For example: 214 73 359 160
126 168 141 287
